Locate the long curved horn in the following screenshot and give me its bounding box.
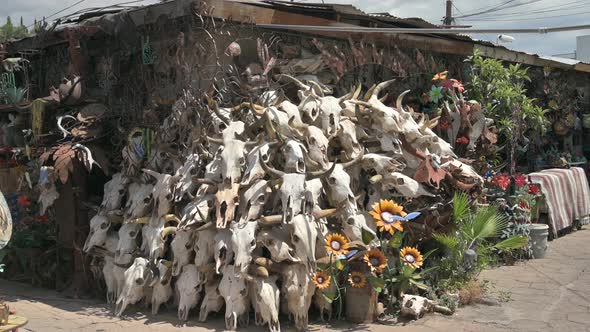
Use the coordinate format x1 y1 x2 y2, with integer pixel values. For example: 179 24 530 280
363 84 376 101
369 80 395 101
164 214 181 225
142 168 163 180
341 151 364 169
306 160 337 180
313 208 338 219
396 89 411 109
428 116 441 129
206 136 224 145
160 226 177 240
378 93 389 103
278 74 310 90
127 217 149 224
259 214 282 226
352 82 362 100
308 80 325 97
259 151 285 178
205 95 230 125
192 177 217 185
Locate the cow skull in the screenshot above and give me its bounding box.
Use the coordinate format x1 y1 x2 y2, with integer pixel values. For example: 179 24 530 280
282 263 315 331
219 264 250 330
199 276 224 322
171 228 196 276
214 229 234 274
143 169 177 219
256 226 299 263
289 214 318 271
176 264 202 321
230 221 258 273
115 257 150 316
123 182 154 220
249 275 281 332
173 153 200 202
150 259 173 315
238 180 270 224
101 173 130 211
115 221 144 265
194 228 216 267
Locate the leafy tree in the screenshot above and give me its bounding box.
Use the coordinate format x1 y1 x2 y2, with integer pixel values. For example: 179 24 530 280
0 16 29 42
465 51 548 174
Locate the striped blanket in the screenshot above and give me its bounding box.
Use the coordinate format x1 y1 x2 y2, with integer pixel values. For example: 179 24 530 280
529 167 590 236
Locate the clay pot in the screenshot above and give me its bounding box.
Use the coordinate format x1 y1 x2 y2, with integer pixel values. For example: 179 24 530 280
345 261 378 323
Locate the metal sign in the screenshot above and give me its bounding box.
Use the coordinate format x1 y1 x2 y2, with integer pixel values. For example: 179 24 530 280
0 190 12 250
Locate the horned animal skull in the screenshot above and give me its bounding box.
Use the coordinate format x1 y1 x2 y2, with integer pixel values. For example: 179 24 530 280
115 257 150 317
176 264 202 321
219 265 250 330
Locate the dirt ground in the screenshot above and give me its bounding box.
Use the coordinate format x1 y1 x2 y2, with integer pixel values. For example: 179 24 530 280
2 227 590 332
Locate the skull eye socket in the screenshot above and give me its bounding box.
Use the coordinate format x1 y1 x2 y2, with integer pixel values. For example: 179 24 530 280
257 195 265 203
250 239 256 247
347 217 355 226
166 193 173 200
239 157 245 166
328 177 336 185
267 239 275 246
311 108 318 117
239 288 247 296
100 222 109 230
292 234 300 243
185 242 192 249
144 197 151 204
309 137 316 144
262 153 270 162
119 189 125 195
190 168 197 175
130 231 137 238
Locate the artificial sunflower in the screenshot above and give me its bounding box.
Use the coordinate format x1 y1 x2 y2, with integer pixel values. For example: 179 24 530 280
325 233 350 256
313 271 331 290
348 272 367 288
400 247 424 269
369 199 407 235
364 249 388 272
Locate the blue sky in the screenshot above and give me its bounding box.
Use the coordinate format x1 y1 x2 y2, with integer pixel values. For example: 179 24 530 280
1 0 589 57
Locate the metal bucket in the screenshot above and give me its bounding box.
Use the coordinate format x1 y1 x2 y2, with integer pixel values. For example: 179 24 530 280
529 224 549 259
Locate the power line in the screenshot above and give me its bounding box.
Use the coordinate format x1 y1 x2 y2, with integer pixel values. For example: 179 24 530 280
463 10 590 21
455 0 543 18
469 0 590 19
27 0 87 28
257 23 590 34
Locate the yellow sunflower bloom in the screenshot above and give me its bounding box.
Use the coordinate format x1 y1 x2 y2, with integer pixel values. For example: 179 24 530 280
400 247 424 268
313 271 331 290
369 199 407 235
348 272 367 288
325 233 350 256
364 249 388 272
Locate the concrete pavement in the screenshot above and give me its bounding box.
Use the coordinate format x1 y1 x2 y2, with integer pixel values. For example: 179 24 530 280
2 227 590 331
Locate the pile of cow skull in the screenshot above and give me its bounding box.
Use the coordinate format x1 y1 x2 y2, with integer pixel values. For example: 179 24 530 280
82 76 484 330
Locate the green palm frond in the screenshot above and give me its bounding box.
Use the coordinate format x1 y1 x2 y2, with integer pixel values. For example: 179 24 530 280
464 205 508 244
494 236 528 251
433 233 459 250
453 192 470 222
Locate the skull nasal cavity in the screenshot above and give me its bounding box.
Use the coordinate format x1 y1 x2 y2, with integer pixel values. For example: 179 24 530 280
220 202 228 217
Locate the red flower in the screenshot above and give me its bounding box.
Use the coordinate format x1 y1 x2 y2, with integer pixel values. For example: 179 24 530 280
17 196 32 208
519 201 530 211
441 79 455 93
513 174 527 188
493 174 511 191
456 137 469 144
528 184 540 195
451 79 465 93
35 215 49 223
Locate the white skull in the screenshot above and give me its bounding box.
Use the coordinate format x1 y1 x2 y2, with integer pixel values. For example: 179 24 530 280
219 265 250 330
199 276 224 322
230 221 258 273
214 229 234 274
194 228 216 267
337 119 363 160
143 169 177 219
101 173 129 211
115 222 142 265
314 96 343 137
250 275 281 332
342 212 377 243
241 142 272 186
323 163 357 214
289 214 318 270
38 166 59 215
141 217 176 262
115 257 149 317
173 153 200 202
150 259 173 315
123 182 154 220
380 172 435 198
281 263 315 330
301 125 330 170
282 140 307 174
83 213 111 252
180 194 214 227
238 180 270 224
440 159 484 186
175 264 202 321
171 228 196 276
400 294 434 319
256 226 299 263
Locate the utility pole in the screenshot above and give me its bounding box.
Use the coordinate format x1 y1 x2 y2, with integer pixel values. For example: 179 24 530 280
443 0 454 27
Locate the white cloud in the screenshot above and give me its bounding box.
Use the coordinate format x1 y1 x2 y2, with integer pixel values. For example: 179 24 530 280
1 0 589 56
